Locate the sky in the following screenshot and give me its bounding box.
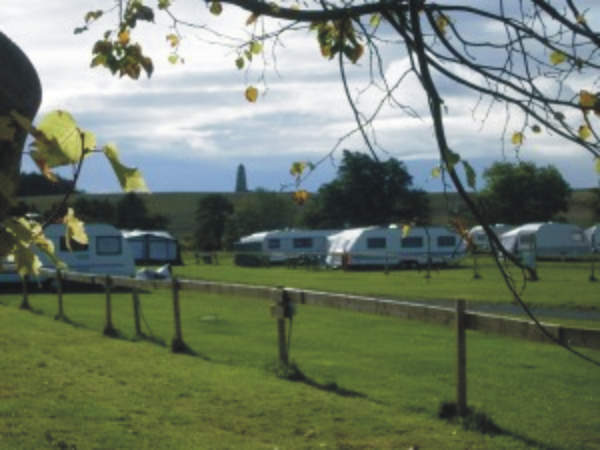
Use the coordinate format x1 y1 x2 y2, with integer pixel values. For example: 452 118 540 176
2 1 600 194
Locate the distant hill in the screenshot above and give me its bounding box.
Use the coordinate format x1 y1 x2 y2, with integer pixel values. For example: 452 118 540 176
19 189 598 241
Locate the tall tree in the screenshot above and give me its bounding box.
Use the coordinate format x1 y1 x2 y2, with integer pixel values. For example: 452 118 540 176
303 150 429 228
195 194 234 250
479 161 571 225
17 172 77 196
235 164 248 193
116 193 169 230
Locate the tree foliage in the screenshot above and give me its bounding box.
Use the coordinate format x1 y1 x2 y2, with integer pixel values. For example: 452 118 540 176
223 189 300 248
479 161 571 225
116 193 169 230
17 172 77 197
303 150 429 228
195 193 234 250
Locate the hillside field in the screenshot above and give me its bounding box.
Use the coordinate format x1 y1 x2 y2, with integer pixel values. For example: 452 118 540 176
20 189 599 242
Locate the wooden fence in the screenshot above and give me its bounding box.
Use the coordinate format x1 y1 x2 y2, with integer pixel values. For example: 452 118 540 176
11 267 600 416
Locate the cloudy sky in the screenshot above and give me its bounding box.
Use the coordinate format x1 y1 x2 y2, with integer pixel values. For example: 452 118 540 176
3 1 599 194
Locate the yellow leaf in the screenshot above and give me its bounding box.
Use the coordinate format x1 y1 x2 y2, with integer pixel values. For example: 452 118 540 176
369 13 381 28
13 244 42 277
245 86 259 103
250 41 262 55
290 161 306 177
209 1 222 15
435 14 450 34
578 124 591 140
576 14 586 24
579 90 597 109
0 116 16 141
550 50 567 65
246 13 259 26
596 158 600 174
29 110 85 168
168 54 179 64
511 131 524 145
431 166 441 178
63 207 88 251
118 29 130 46
103 143 150 193
402 224 411 238
166 33 180 48
292 190 309 205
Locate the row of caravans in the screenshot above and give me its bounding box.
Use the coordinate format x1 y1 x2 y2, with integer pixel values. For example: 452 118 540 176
469 222 598 259
234 226 467 268
1 224 181 284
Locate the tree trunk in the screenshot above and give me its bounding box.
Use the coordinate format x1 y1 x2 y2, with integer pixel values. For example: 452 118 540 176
0 32 42 222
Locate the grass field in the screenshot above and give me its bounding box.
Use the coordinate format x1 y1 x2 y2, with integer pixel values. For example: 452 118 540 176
1 287 599 449
173 253 600 316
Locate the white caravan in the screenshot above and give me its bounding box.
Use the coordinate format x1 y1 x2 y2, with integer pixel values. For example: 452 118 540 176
584 224 600 252
468 224 514 252
326 226 466 268
39 223 136 276
500 222 591 260
1 223 136 284
234 229 339 265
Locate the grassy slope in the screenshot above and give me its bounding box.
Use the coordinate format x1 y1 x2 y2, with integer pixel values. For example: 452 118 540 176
1 289 599 449
20 189 599 241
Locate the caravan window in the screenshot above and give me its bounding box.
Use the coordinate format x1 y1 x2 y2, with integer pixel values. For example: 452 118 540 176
96 236 122 255
519 234 535 246
367 237 386 249
572 232 584 242
293 238 313 249
401 237 423 248
267 239 281 249
437 236 456 247
60 237 89 252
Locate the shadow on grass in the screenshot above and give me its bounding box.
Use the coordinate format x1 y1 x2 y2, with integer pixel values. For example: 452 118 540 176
438 402 562 450
274 362 368 399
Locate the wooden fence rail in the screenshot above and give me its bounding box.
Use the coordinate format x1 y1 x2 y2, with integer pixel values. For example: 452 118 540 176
41 268 600 351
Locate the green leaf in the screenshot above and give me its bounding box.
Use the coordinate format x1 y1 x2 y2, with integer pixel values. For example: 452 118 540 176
209 1 223 15
168 54 179 64
158 0 171 9
461 160 477 190
402 224 411 238
550 50 567 65
431 166 441 178
103 143 149 193
31 110 85 167
250 41 262 55
290 161 306 177
369 13 381 28
235 57 245 70
445 149 460 170
596 158 600 174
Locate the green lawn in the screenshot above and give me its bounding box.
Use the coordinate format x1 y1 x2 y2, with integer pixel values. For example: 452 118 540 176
1 288 599 449
174 253 600 313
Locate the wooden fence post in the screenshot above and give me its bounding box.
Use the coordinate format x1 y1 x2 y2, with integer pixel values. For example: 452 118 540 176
103 275 117 336
456 299 467 416
270 287 289 366
19 275 30 310
171 278 187 352
55 270 65 320
132 288 142 337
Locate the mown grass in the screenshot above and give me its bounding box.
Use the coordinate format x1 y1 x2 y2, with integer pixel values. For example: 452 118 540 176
1 288 599 449
174 253 600 313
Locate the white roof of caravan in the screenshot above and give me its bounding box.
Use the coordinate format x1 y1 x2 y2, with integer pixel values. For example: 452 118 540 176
239 229 339 243
469 224 513 234
45 223 122 236
501 222 582 237
122 229 176 240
